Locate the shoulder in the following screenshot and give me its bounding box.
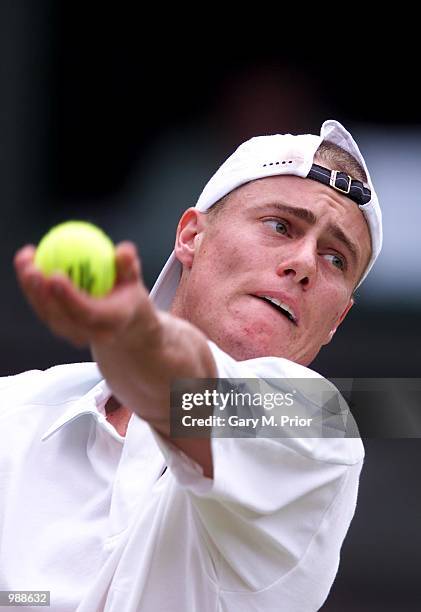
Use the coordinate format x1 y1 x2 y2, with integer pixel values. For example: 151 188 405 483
207 340 364 466
207 340 325 379
0 362 103 408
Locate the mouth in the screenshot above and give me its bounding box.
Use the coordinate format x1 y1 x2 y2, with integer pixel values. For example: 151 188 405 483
255 295 298 325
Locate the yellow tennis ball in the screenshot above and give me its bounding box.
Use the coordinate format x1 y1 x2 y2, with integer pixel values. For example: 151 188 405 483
34 221 116 297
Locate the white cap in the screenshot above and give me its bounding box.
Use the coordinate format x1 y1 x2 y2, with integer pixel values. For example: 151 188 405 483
150 119 382 310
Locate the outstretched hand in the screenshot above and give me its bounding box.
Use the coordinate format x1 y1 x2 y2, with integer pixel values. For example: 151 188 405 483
14 239 215 476
14 241 153 348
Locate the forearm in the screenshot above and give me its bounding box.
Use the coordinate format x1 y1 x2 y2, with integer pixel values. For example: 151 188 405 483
91 307 217 476
92 310 216 428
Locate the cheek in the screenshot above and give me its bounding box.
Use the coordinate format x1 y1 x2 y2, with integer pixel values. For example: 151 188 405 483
313 288 350 330
202 237 255 281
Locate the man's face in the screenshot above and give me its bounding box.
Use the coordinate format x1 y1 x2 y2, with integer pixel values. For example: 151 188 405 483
172 175 372 366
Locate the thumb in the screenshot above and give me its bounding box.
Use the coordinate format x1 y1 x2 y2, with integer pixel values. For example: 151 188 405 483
114 241 142 285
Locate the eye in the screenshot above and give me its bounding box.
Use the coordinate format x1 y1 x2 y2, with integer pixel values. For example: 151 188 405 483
263 219 289 235
324 253 346 271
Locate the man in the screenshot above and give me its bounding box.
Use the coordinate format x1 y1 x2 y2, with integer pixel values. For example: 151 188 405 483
3 119 381 611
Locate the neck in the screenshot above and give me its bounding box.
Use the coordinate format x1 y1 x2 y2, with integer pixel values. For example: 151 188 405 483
105 397 133 437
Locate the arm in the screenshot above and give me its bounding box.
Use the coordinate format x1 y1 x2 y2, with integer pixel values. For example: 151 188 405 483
14 242 216 477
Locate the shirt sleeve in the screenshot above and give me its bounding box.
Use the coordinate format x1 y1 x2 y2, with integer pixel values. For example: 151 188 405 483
151 341 364 592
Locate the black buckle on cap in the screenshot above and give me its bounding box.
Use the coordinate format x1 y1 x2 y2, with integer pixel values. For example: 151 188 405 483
329 169 351 194
307 164 371 206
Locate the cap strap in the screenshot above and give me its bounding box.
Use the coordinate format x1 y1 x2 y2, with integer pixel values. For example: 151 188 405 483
307 163 371 206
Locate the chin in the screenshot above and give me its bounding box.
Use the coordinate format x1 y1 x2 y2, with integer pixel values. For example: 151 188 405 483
218 334 287 362
206 317 296 361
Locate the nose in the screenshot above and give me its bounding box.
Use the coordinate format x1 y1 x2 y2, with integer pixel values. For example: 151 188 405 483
276 238 317 289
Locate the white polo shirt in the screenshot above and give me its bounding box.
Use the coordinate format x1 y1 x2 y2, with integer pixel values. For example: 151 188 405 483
0 342 364 612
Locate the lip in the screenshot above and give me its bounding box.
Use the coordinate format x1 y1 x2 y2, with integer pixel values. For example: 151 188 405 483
253 291 300 326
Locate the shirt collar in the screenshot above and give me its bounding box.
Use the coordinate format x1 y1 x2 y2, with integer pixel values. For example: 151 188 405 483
40 378 124 442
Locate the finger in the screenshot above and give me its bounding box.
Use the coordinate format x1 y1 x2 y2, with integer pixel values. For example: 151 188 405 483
14 247 93 340
17 263 89 340
46 240 144 329
49 241 147 331
14 241 151 345
15 251 53 324
50 277 145 338
37 298 91 347
14 244 37 271
114 241 142 285
17 276 89 345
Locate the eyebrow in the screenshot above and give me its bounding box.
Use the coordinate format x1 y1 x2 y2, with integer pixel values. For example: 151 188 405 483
269 202 359 266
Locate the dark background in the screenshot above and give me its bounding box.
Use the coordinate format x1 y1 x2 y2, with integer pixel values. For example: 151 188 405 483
0 4 420 610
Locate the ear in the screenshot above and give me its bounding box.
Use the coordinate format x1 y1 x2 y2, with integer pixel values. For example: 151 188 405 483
174 208 207 269
323 298 354 345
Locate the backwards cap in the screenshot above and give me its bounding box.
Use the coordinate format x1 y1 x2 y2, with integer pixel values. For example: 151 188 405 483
150 119 382 310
